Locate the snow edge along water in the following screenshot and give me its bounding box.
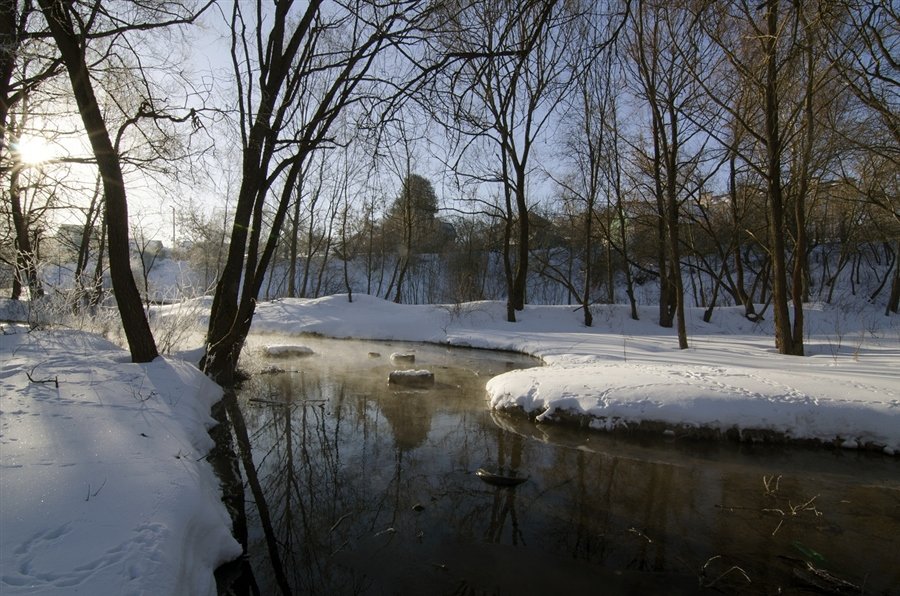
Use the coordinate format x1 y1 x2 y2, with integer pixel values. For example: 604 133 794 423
245 294 900 456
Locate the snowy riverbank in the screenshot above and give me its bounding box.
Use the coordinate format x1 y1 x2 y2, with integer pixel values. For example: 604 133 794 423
245 294 900 454
1 292 897 594
0 325 240 595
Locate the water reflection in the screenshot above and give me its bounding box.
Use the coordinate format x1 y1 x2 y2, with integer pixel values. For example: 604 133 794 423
234 338 900 595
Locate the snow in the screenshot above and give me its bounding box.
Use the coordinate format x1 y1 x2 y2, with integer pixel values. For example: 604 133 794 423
0 324 240 595
1 289 897 594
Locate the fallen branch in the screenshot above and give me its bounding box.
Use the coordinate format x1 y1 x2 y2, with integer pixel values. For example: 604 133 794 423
26 365 58 388
700 555 752 589
85 477 108 501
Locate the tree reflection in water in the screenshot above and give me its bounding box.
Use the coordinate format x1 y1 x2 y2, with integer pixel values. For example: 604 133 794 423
230 340 900 596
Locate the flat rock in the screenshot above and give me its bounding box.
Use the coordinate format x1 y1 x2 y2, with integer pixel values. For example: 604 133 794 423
390 352 415 364
388 369 434 388
263 344 314 358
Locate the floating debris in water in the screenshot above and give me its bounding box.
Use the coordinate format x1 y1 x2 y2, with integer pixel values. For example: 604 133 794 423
475 468 528 488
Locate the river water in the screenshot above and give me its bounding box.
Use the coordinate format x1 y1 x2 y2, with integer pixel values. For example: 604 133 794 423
236 337 899 595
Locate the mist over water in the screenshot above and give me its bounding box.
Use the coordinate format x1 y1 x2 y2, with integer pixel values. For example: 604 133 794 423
236 337 900 595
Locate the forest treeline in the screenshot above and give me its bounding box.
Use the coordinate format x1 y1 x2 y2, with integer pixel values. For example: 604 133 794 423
0 0 897 378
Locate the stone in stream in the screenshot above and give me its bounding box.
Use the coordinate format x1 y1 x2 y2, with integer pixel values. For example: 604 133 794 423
390 352 415 365
263 344 314 358
388 369 434 388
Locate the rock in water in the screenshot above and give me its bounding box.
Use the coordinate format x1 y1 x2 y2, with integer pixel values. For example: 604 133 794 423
263 345 314 358
388 369 434 388
390 352 415 364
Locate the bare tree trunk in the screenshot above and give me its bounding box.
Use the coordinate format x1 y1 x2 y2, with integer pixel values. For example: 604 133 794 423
664 102 687 349
74 177 102 300
582 200 593 327
299 181 323 298
650 115 673 328
610 107 638 321
502 192 516 322
511 163 529 312
9 166 43 298
287 188 301 298
39 0 157 362
887 239 900 315
729 152 757 320
86 213 107 308
1 1 26 302
790 5 818 353
10 268 21 299
497 149 517 322
0 0 17 134
341 197 353 303
394 174 413 304
763 0 802 356
313 206 336 298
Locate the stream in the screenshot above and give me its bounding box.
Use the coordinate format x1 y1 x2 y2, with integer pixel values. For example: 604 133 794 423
235 337 899 595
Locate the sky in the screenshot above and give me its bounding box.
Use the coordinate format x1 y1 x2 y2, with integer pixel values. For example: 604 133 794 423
15 1 624 251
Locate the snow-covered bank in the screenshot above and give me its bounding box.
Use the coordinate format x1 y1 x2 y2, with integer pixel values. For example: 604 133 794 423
1 290 894 593
247 294 900 454
0 325 240 595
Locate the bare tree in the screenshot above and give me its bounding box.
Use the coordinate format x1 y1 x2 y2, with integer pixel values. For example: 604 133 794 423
606 95 641 320
202 0 437 384
549 1 627 326
820 1 899 157
130 218 164 308
691 0 841 355
819 1 899 314
0 2 62 300
627 0 710 348
38 0 154 361
432 0 573 322
34 0 212 361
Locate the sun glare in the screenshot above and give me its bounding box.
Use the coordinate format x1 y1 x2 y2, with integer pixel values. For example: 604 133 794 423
14 136 55 166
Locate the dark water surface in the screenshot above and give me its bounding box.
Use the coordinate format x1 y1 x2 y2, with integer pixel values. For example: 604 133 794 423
237 337 900 595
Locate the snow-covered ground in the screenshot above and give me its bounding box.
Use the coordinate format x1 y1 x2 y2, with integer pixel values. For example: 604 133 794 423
0 323 240 595
1 291 897 595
